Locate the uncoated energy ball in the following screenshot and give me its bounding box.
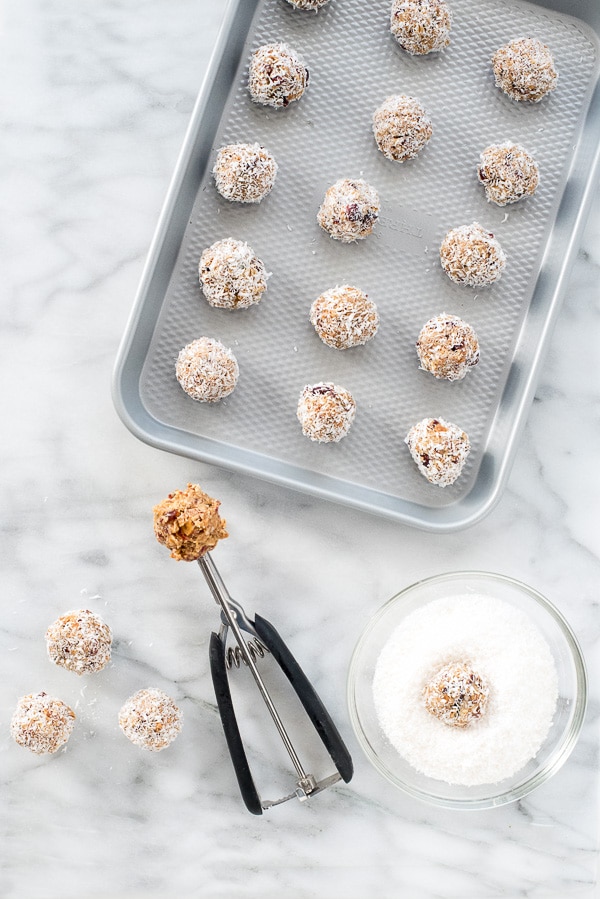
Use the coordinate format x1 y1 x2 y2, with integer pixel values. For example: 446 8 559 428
248 43 309 108
297 382 356 443
153 483 228 561
492 38 558 102
373 95 433 162
390 0 451 55
478 142 539 206
11 692 76 754
213 143 277 203
46 609 112 675
317 179 380 242
416 313 479 381
405 417 470 486
439 222 506 286
199 238 269 309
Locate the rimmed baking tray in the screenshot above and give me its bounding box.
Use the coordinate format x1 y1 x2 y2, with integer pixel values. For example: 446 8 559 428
112 0 600 531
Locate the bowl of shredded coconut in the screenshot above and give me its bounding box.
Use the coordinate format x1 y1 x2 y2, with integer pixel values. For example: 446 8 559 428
347 571 587 809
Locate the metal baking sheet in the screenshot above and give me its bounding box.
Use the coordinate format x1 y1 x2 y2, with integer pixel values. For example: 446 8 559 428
112 0 600 531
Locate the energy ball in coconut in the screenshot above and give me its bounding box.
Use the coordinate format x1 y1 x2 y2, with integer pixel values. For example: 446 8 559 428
46 610 112 675
213 143 277 203
199 238 268 310
478 142 539 206
373 95 433 162
310 285 379 349
405 417 470 486
248 43 309 108
390 0 451 55
119 688 182 752
153 483 228 561
176 337 239 403
317 179 380 242
492 38 557 102
416 313 479 381
11 692 76 754
297 382 356 443
423 661 490 728
285 0 330 8
439 222 506 286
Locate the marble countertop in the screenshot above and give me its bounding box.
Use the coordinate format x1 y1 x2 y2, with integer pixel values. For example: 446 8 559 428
1 1 599 896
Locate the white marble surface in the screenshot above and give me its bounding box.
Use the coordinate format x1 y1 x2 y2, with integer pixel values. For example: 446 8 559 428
1 1 599 897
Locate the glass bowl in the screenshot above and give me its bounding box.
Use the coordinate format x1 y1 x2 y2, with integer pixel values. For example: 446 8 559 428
347 571 587 810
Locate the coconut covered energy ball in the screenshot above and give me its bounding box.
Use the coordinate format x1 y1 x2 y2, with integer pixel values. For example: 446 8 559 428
439 222 506 286
11 692 76 754
213 143 277 203
390 0 451 55
317 179 380 242
199 238 268 310
310 285 379 349
248 43 309 108
478 142 539 206
46 610 112 676
373 95 433 162
153 483 228 561
285 0 330 7
297 382 356 443
492 38 558 102
405 417 470 486
119 688 182 752
423 661 490 728
176 337 239 402
416 313 480 381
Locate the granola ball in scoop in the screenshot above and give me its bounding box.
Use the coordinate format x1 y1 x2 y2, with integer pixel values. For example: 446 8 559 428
213 142 277 203
199 238 269 309
46 609 112 675
405 417 470 486
248 43 309 108
478 142 539 206
297 382 356 443
119 688 182 752
416 313 479 381
11 692 76 754
153 483 228 561
373 95 433 162
390 0 451 55
492 38 557 102
176 337 239 402
439 222 506 286
317 179 380 242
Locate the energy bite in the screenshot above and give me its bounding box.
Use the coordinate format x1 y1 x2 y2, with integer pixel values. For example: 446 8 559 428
153 483 228 561
176 337 239 402
119 688 182 752
416 313 479 381
11 692 76 754
439 222 506 286
317 179 380 242
297 382 356 443
310 285 379 349
405 417 470 486
248 43 309 108
423 661 490 728
285 0 330 7
199 238 268 309
390 0 451 55
373 95 433 162
492 38 557 102
46 610 112 675
478 142 539 206
213 143 277 203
